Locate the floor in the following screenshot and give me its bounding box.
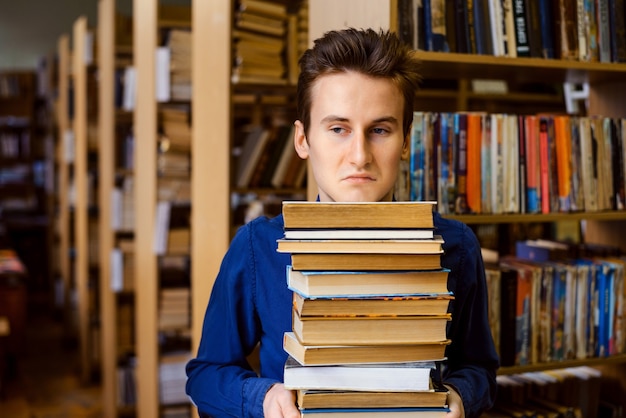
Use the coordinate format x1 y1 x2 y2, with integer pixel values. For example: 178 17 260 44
0 296 103 418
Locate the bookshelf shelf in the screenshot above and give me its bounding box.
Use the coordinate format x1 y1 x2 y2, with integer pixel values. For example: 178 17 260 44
445 211 626 225
413 51 626 84
499 354 626 376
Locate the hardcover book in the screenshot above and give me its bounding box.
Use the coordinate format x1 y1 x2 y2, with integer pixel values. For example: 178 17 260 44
293 292 453 317
286 267 450 298
289 252 442 272
283 332 451 366
296 389 449 409
281 201 436 230
292 311 451 346
277 236 444 255
283 355 436 392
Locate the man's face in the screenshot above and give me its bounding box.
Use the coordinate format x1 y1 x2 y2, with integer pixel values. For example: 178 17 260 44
294 71 407 202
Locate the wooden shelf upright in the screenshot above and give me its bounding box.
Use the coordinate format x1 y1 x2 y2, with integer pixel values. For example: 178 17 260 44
72 15 92 384
55 35 72 324
97 0 118 415
133 0 159 416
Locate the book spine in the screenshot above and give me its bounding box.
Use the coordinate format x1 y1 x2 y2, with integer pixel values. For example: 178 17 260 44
410 112 425 201
609 0 626 62
517 115 527 214
454 113 469 214
538 0 556 58
454 0 472 53
431 0 450 51
466 113 483 214
423 0 434 51
596 0 611 62
539 117 551 214
576 0 588 60
512 0 531 56
584 0 599 61
467 0 478 53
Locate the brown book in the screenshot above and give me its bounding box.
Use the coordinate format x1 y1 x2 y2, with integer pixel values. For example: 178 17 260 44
283 331 450 366
296 388 449 409
292 310 451 346
278 236 444 255
293 292 453 317
282 201 436 229
287 266 450 298
289 252 442 271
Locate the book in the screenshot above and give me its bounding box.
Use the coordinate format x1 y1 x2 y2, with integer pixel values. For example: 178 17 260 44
286 267 450 298
296 388 449 409
283 229 435 240
281 201 436 230
277 236 444 255
298 407 450 417
289 253 442 272
283 356 437 391
292 311 451 345
293 292 453 317
283 332 451 366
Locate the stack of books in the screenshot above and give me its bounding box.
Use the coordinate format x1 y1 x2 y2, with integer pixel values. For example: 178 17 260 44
278 201 453 417
232 0 288 84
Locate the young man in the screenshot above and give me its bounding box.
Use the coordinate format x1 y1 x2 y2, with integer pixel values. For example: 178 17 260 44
186 28 499 418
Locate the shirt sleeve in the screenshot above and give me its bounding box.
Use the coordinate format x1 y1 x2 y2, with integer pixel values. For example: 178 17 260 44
185 224 280 418
441 218 500 418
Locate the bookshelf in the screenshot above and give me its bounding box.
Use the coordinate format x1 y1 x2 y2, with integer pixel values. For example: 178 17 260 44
71 15 98 384
309 0 626 413
55 34 73 347
0 69 54 295
97 0 120 416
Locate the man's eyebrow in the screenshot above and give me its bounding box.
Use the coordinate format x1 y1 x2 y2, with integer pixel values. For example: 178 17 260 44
372 116 399 125
320 115 399 124
320 115 349 124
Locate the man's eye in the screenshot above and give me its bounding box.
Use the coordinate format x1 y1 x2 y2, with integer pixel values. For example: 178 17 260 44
331 127 345 134
372 128 388 135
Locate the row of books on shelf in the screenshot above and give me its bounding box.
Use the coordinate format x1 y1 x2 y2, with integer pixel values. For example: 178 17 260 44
486 366 613 418
0 130 31 159
398 0 626 63
485 239 626 368
399 111 626 215
235 123 307 190
232 0 307 85
115 350 191 408
279 201 453 417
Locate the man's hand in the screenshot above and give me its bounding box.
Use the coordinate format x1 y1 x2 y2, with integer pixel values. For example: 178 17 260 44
263 383 300 418
445 385 465 418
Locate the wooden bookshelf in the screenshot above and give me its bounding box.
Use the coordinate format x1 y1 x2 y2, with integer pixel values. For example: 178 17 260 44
97 0 117 415
309 0 626 412
72 15 93 384
55 33 72 351
133 0 159 416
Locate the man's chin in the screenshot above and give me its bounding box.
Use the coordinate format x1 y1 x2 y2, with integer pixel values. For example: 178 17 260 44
333 189 390 203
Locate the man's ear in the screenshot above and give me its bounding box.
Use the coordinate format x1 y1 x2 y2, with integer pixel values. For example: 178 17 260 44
401 132 410 160
294 120 309 159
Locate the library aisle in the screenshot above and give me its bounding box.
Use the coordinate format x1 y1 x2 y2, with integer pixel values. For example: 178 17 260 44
0 297 103 418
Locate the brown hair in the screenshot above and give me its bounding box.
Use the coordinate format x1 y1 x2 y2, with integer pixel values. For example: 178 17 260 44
296 28 421 138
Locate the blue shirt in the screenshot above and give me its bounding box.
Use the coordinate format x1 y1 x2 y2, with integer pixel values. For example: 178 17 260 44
186 212 499 418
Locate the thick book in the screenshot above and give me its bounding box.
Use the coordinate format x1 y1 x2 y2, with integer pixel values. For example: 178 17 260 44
277 236 444 255
293 292 453 317
283 332 450 366
292 310 451 345
296 388 449 409
286 267 450 297
289 253 442 272
283 355 436 391
281 201 436 230
283 229 435 240
298 407 450 417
